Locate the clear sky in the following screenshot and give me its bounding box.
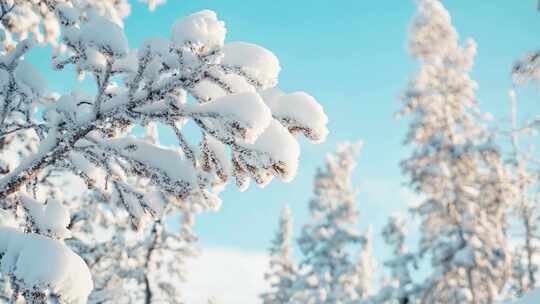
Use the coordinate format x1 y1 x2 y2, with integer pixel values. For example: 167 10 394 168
26 0 540 301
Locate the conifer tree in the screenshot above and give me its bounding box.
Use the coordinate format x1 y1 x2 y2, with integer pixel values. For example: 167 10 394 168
375 216 418 304
506 90 540 297
400 0 515 302
261 206 298 304
296 142 363 303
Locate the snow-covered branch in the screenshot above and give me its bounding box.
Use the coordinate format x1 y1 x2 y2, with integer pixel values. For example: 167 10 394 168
0 3 328 302
0 8 328 225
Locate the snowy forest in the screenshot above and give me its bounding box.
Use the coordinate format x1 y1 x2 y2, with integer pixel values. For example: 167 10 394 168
0 0 539 303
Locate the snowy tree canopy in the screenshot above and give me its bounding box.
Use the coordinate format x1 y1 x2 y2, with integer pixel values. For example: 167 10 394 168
373 216 418 304
0 2 328 302
504 90 540 297
400 0 516 303
0 8 328 224
296 142 365 303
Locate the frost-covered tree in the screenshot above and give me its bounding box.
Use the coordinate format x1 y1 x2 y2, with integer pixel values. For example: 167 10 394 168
0 1 328 301
296 142 363 303
505 90 540 297
509 20 540 296
507 12 540 301
261 205 298 304
374 216 418 304
400 0 515 302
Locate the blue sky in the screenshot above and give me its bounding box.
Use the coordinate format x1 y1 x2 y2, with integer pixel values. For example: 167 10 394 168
29 0 540 273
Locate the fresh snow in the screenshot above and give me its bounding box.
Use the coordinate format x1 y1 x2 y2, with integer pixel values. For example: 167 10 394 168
105 137 198 188
223 42 281 89
20 195 72 239
260 89 329 143
171 10 226 49
138 36 170 59
80 15 128 57
189 91 272 144
14 61 46 96
244 120 300 183
0 227 93 303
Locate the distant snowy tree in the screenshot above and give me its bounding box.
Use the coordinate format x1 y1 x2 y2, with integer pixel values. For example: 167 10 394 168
506 12 540 302
296 142 363 303
0 1 328 301
400 0 515 303
374 216 418 304
261 205 298 304
505 90 540 297
509 22 540 297
352 225 376 301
